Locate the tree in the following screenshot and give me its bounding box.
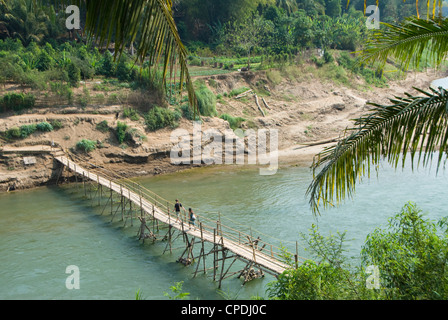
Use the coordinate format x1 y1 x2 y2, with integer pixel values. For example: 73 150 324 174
361 202 448 299
307 16 448 214
224 13 274 69
37 0 197 113
2 0 49 46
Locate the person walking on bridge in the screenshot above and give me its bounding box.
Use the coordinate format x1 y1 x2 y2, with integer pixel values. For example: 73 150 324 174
188 208 196 229
174 199 186 222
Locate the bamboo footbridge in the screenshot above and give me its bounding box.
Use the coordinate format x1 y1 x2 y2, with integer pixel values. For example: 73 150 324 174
53 152 304 287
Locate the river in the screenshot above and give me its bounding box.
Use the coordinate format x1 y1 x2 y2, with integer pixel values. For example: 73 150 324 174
0 156 447 300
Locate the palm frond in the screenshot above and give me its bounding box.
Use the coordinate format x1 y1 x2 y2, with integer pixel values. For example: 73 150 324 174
35 0 197 113
358 16 448 71
307 87 448 214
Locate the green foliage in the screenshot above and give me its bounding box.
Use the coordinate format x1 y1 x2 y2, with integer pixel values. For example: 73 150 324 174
180 103 200 121
116 59 135 82
49 119 63 130
97 51 115 77
5 127 21 139
228 86 250 98
96 120 109 133
18 124 37 138
76 139 97 153
66 61 81 87
195 82 217 117
361 202 448 300
144 106 177 131
115 121 128 144
268 202 448 300
122 107 140 121
163 281 190 300
267 223 371 300
220 114 245 130
1 92 35 113
36 121 53 132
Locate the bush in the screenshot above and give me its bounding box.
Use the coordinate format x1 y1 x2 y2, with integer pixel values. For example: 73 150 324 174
67 61 81 87
19 124 37 138
76 139 97 153
144 106 176 131
115 121 128 144
116 59 133 82
97 51 115 77
36 122 54 132
195 83 217 117
361 202 448 299
1 93 35 113
220 114 245 130
49 119 63 130
122 107 140 121
180 104 197 120
96 120 109 133
5 127 21 139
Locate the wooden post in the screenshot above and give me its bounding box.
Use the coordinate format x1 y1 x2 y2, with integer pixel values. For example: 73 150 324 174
218 249 226 289
82 172 86 197
213 228 217 282
295 241 299 269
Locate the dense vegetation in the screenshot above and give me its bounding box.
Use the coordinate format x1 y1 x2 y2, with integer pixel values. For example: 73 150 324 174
267 202 448 300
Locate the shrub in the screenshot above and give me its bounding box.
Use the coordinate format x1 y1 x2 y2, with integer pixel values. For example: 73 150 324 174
5 127 21 139
19 124 37 138
180 103 200 121
1 93 35 113
195 83 217 117
96 120 109 133
49 119 63 130
228 86 250 98
36 122 54 132
76 139 97 153
189 57 202 66
144 106 176 131
115 121 128 144
67 61 81 87
220 114 246 130
123 107 140 121
97 51 115 77
116 59 133 82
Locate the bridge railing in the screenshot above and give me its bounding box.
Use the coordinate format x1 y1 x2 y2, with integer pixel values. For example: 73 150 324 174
61 153 307 267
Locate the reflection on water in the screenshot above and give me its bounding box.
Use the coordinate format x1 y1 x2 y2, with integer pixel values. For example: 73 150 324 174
0 158 447 299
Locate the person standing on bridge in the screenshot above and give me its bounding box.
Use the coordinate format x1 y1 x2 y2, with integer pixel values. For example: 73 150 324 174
174 199 186 222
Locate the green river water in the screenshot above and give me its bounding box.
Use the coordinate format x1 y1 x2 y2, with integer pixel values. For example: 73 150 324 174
0 158 447 300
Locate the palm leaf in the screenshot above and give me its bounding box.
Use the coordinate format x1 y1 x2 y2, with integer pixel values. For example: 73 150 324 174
358 16 448 71
307 87 448 214
34 0 197 113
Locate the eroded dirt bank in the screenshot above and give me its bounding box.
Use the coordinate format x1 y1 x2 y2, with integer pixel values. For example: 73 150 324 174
0 67 444 192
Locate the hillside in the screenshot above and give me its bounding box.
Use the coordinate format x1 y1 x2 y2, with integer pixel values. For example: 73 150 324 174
1 60 445 192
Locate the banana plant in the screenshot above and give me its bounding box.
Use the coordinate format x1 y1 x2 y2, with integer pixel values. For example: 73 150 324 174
34 0 197 113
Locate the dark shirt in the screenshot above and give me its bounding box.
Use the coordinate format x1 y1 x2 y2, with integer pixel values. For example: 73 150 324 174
175 202 182 212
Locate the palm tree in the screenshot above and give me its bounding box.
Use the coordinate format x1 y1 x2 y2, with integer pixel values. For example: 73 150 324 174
307 15 448 214
2 0 49 46
35 0 197 112
276 0 297 16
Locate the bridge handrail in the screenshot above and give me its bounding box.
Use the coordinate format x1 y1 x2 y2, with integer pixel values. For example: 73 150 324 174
58 153 306 265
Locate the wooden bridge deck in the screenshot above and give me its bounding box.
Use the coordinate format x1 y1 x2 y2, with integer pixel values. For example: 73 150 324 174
54 156 290 276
